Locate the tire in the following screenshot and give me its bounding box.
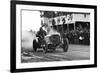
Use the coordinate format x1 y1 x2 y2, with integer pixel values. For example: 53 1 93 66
33 39 38 52
63 38 69 52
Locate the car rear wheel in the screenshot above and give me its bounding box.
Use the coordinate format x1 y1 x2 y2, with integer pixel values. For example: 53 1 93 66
63 38 69 52
33 39 38 52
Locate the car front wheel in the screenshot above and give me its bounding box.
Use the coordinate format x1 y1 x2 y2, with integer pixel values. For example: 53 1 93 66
62 38 69 52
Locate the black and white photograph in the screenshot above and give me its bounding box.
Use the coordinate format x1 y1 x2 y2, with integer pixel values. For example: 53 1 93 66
11 1 97 72
21 10 90 63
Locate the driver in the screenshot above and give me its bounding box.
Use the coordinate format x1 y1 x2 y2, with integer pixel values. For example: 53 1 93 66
36 27 47 44
36 27 46 38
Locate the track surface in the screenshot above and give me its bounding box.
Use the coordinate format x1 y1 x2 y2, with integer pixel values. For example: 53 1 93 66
21 44 90 63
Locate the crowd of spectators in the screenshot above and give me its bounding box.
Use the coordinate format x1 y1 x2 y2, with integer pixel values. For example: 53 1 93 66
64 25 90 45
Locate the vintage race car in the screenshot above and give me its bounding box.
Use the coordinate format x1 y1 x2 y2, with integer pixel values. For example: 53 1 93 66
33 28 69 53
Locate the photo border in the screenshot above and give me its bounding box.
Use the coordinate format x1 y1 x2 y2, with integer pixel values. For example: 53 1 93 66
10 0 97 72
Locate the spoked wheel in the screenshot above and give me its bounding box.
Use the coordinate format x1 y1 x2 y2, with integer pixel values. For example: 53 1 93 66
33 39 38 52
62 38 69 52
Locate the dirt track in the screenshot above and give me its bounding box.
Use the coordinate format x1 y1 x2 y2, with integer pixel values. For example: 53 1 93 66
21 44 90 63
